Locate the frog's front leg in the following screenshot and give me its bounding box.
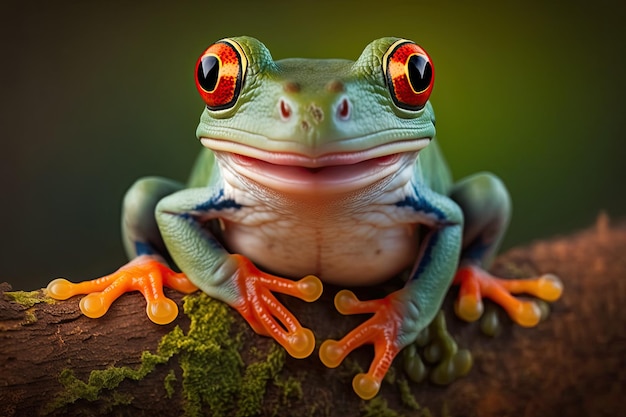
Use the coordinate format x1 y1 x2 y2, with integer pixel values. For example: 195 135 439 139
47 177 199 324
450 173 563 327
319 187 463 399
155 187 323 359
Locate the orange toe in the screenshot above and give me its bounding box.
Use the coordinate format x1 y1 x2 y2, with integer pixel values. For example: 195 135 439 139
498 273 563 302
79 292 111 318
453 264 562 327
162 272 198 294
283 328 316 359
319 339 345 368
320 291 404 399
46 255 191 325
352 373 382 401
146 297 179 325
231 255 321 359
46 278 79 300
454 293 484 323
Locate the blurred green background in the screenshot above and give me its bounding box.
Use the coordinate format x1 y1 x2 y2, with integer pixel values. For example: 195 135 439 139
2 1 624 290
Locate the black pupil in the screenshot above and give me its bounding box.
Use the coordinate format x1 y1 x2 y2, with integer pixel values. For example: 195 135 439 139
198 55 219 91
407 55 432 93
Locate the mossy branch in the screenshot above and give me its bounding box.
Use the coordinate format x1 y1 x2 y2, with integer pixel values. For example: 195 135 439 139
1 215 624 417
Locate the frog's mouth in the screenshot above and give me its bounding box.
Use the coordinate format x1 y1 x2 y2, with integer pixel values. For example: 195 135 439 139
201 138 429 194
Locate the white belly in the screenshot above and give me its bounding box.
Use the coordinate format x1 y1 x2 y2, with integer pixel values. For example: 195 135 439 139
220 188 421 285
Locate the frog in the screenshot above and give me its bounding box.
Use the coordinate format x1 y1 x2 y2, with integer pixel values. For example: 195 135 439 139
46 36 563 400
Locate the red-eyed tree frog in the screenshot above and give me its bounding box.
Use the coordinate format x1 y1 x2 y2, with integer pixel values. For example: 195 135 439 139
47 36 563 400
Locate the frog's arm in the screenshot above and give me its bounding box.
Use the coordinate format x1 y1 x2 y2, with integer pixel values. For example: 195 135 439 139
154 187 322 358
449 173 563 326
319 183 463 400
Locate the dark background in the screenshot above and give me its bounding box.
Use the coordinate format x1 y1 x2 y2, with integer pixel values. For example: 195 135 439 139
2 1 624 290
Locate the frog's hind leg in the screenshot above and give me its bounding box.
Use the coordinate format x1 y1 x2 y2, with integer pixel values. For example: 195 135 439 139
449 172 563 327
47 177 198 325
121 177 184 260
451 172 510 266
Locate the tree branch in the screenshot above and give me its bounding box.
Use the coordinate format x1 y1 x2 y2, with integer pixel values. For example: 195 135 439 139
1 215 624 416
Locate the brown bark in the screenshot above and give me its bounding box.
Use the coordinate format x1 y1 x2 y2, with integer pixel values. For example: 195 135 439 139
1 215 624 416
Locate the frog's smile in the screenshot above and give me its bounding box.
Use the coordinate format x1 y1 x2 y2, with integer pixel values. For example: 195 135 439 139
201 137 429 193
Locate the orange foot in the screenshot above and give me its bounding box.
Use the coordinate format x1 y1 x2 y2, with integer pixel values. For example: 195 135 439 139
230 255 323 359
319 290 406 400
453 264 563 327
46 255 198 325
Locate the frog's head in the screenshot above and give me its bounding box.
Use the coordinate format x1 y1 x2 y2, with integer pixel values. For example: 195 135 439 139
195 36 436 194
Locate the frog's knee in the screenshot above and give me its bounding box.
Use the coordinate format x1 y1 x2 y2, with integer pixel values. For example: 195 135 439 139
453 172 511 215
124 177 173 218
124 178 184 230
469 172 509 203
123 177 183 257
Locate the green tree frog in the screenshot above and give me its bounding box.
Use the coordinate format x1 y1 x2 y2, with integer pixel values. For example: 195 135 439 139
47 36 563 400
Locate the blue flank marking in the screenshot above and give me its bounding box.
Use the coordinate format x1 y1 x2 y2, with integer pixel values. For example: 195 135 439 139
395 182 446 282
462 238 490 262
193 188 243 212
394 182 445 220
135 241 155 256
171 188 241 251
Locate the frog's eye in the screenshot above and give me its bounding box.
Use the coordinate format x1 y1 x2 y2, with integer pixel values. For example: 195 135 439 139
195 39 248 110
383 40 434 111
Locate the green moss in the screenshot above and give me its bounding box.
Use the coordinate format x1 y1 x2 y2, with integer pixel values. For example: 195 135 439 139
42 348 171 414
5 290 54 308
44 292 289 417
338 355 365 379
396 377 421 412
306 403 332 417
4 290 55 325
109 391 134 408
23 308 38 324
273 375 303 405
163 370 177 399
237 344 285 417
165 294 244 417
361 397 404 417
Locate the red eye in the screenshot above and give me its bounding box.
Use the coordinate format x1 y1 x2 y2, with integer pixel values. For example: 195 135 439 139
383 40 434 111
195 39 247 110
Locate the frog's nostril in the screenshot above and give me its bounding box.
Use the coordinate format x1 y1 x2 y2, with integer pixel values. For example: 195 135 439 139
326 79 344 93
279 99 292 121
283 81 300 93
337 97 351 121
308 104 324 123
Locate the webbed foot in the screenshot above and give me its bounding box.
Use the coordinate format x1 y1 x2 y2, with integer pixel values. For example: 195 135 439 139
453 264 563 327
319 290 408 400
46 255 198 324
230 255 323 359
